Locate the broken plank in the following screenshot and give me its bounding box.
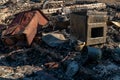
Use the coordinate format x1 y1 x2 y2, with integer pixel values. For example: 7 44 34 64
42 3 106 14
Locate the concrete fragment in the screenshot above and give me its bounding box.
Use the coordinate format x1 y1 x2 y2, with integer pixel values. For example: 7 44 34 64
42 32 66 47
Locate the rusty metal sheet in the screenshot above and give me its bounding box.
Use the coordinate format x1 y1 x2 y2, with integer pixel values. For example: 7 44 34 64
23 13 38 45
36 10 49 26
2 10 49 46
3 11 34 36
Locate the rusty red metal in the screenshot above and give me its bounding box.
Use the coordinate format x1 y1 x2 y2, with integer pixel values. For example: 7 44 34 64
2 9 48 46
44 62 59 69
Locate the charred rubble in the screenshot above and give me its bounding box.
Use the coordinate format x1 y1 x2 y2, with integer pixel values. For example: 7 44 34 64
0 0 120 80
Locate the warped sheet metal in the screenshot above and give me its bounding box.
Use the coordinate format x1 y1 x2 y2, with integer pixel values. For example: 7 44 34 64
2 9 48 46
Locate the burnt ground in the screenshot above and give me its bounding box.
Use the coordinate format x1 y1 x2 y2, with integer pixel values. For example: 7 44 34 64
0 1 120 80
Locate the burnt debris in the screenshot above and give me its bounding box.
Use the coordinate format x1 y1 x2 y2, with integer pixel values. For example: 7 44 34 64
0 0 120 80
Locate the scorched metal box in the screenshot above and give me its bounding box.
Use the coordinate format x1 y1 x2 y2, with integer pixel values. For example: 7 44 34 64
70 10 107 45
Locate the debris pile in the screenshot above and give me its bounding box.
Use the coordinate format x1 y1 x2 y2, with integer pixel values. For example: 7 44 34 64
0 0 120 80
